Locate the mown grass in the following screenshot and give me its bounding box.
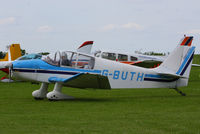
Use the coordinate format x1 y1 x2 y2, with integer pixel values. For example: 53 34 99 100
0 55 200 134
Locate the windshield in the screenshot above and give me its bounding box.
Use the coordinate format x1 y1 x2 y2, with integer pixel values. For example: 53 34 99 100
42 51 95 69
42 51 61 66
17 54 42 60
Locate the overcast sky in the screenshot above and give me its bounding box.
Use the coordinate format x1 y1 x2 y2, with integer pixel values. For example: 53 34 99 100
0 0 200 54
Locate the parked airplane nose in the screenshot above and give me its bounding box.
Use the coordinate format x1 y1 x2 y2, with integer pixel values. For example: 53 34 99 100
12 60 40 81
12 60 39 69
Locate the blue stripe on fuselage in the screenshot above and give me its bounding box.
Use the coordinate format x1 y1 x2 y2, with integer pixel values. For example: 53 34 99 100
13 68 79 75
12 59 101 74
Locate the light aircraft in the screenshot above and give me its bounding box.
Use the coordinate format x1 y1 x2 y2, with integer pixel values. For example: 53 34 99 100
0 44 21 82
9 36 195 100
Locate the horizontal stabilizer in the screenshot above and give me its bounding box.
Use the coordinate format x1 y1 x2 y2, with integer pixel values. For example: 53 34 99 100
48 73 111 89
144 72 182 82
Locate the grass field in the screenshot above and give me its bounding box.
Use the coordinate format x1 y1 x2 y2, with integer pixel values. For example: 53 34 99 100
0 56 200 134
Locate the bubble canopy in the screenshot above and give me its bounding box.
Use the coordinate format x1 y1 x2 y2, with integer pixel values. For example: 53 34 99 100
42 51 95 69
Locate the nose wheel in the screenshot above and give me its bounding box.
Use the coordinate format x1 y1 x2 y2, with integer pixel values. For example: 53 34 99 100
32 83 49 100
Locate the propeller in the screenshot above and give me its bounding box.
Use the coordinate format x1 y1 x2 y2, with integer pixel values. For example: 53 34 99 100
8 64 12 82
4 45 13 82
7 45 12 82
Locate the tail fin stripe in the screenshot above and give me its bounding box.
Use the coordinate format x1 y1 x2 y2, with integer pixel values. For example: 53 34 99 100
176 46 195 75
180 52 194 75
180 37 189 46
184 37 193 46
180 37 193 46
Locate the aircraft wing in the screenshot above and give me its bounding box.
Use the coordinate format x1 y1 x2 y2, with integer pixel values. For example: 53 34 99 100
48 73 111 89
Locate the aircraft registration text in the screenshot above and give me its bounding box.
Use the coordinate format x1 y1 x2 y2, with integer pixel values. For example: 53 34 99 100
102 69 144 81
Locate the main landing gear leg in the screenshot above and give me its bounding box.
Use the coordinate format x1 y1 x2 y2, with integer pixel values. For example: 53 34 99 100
46 82 74 101
32 83 49 100
173 88 186 96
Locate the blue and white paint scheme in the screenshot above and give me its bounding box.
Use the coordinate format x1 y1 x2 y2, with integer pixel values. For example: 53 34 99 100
11 36 195 100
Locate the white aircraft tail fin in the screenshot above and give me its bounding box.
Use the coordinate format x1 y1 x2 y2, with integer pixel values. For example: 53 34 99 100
155 36 195 87
77 41 93 54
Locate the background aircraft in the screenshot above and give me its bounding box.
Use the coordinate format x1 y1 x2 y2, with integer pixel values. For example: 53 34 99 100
0 44 21 62
94 50 165 68
0 44 21 82
9 36 195 100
